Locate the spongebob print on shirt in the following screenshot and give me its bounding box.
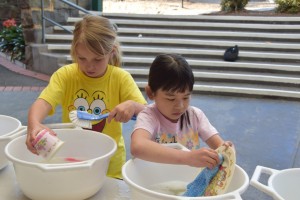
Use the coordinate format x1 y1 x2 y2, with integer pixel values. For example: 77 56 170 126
68 89 110 132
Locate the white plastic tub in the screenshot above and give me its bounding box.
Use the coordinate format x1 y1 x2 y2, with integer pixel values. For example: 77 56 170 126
122 158 249 200
0 115 21 137
250 165 300 200
5 129 117 200
0 127 26 170
0 115 23 170
0 121 77 170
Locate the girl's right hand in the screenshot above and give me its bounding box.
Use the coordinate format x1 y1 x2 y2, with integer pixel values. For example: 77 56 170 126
26 99 54 155
187 147 220 169
26 123 56 155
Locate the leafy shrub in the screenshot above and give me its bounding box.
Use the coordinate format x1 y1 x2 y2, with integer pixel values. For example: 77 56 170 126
0 18 25 61
221 0 249 12
275 0 300 14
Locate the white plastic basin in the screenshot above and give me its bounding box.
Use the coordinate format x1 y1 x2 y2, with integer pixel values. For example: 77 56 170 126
251 165 300 200
122 158 249 200
5 129 117 200
0 115 22 169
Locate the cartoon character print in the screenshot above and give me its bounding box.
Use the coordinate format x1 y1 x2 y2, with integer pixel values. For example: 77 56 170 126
155 132 177 144
177 128 200 150
68 89 110 132
215 166 227 188
204 146 235 196
36 138 47 151
204 165 228 196
155 128 200 150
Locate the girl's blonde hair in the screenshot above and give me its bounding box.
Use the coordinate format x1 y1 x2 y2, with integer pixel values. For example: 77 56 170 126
71 15 122 67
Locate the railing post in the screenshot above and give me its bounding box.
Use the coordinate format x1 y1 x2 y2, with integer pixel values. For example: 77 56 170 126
41 0 45 43
92 0 103 12
39 0 94 43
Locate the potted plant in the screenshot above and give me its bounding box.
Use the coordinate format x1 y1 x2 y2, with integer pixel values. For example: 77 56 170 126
0 18 25 62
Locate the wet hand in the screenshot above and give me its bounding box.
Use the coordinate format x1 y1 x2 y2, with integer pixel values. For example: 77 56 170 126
26 123 56 155
222 141 234 150
188 147 220 169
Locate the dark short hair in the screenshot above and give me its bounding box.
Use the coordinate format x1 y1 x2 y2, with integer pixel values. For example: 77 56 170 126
148 54 194 93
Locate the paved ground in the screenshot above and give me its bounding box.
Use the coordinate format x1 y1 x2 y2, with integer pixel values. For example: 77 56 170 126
103 0 276 15
1 1 298 199
1 55 300 200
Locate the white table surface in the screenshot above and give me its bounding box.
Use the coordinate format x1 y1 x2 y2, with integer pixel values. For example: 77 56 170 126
0 163 131 200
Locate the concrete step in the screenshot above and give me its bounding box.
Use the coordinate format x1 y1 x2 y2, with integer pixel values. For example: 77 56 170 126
124 68 300 85
123 56 300 73
64 19 300 31
119 37 300 51
134 81 300 99
46 43 300 61
122 46 300 61
116 28 300 41
71 14 300 23
49 28 300 42
45 33 300 51
58 54 300 74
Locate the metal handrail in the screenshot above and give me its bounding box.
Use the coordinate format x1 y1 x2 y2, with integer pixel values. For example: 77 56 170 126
41 0 97 43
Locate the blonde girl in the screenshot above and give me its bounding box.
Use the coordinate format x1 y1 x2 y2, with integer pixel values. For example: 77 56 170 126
26 15 146 179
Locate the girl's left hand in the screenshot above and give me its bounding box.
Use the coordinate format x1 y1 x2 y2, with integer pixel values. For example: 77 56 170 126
222 141 234 150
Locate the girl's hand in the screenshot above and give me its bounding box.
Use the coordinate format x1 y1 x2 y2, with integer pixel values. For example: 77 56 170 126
108 100 144 123
26 123 56 155
107 100 135 123
186 147 221 169
222 140 234 150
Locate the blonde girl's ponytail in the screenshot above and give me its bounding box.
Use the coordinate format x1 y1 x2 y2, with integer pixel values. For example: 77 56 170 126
109 39 122 67
71 15 122 67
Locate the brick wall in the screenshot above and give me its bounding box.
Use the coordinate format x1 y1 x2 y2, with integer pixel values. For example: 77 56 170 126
0 0 21 29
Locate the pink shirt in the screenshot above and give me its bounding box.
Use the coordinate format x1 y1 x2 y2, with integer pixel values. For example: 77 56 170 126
133 104 218 150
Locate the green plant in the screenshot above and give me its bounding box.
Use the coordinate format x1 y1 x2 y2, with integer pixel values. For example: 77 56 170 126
275 0 300 14
0 18 25 61
220 0 248 12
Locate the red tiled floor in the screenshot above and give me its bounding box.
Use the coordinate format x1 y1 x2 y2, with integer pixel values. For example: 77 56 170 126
4 86 13 91
12 86 22 91
30 86 40 91
21 86 32 91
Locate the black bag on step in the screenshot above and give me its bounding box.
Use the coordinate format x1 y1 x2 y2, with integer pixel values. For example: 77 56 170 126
224 45 239 62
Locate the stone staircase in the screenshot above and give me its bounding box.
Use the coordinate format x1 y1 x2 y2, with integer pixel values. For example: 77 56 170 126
32 13 300 100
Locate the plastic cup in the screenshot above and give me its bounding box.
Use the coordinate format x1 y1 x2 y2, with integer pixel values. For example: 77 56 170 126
32 129 64 160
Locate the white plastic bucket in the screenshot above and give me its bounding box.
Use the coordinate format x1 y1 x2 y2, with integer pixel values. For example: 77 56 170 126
250 165 300 200
0 123 76 170
0 127 26 170
5 129 117 200
122 158 249 200
0 115 23 170
0 115 21 137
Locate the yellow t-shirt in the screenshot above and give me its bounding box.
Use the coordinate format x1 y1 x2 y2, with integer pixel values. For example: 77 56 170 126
39 63 146 179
